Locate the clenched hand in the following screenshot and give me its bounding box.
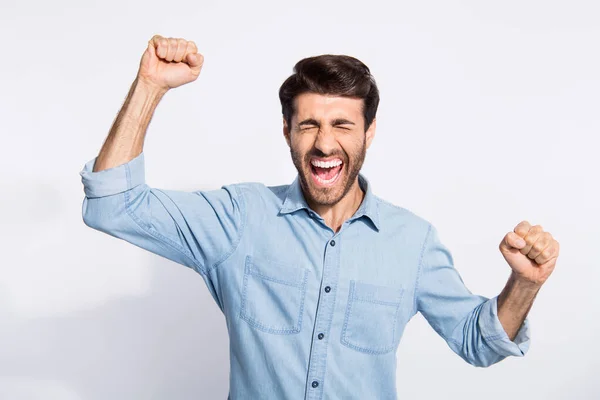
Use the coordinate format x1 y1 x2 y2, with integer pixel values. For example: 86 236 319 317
137 34 204 91
499 221 560 286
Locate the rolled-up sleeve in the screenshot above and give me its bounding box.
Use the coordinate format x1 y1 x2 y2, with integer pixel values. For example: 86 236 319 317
478 295 531 357
415 223 531 367
80 151 146 198
79 152 246 310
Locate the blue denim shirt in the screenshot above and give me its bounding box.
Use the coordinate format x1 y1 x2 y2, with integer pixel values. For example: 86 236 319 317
80 151 530 399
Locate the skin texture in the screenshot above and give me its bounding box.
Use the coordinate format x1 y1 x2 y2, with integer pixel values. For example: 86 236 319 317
283 93 376 233
138 35 204 91
497 221 560 339
93 35 203 172
92 34 560 347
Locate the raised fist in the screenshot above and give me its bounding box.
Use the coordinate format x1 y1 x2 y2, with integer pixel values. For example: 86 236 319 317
137 35 204 91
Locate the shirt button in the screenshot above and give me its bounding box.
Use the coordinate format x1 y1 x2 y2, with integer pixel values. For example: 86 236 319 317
324 286 331 293
318 333 324 340
312 381 319 388
330 240 336 246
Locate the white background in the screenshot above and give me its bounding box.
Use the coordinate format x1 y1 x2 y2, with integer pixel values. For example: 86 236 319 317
1 0 598 399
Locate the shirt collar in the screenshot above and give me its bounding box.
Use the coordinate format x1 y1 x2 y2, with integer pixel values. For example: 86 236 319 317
279 173 381 231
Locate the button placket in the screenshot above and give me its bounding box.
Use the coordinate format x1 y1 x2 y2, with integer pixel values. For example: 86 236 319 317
305 236 341 399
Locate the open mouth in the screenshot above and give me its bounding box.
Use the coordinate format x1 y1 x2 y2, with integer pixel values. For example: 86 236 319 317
310 158 344 187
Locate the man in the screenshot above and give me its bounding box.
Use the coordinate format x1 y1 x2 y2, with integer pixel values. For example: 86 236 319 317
80 35 560 399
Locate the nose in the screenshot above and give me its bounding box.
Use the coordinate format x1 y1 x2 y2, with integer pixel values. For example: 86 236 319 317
313 128 337 155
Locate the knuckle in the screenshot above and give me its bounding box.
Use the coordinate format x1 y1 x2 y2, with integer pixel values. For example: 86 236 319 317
519 220 531 228
515 221 528 233
541 249 552 259
532 242 545 252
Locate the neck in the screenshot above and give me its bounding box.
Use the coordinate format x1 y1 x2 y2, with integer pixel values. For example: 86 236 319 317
306 178 365 233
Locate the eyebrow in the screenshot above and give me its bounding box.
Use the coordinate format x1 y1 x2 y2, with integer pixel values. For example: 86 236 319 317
297 118 356 127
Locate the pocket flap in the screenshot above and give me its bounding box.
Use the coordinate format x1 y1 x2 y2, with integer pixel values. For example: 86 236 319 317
245 255 307 287
351 280 403 305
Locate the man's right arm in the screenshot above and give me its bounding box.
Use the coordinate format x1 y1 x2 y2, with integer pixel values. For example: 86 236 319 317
80 36 244 308
92 76 166 172
93 34 202 172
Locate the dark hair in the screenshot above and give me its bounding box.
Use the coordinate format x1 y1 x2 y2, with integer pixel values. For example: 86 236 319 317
278 54 380 132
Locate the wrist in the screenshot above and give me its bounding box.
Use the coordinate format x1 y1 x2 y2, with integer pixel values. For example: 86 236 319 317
508 271 543 294
135 75 169 98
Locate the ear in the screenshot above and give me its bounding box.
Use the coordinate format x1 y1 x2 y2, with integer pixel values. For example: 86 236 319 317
283 116 291 148
365 117 377 149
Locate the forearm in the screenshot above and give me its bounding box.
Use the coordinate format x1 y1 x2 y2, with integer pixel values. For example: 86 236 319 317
93 77 168 172
497 272 541 341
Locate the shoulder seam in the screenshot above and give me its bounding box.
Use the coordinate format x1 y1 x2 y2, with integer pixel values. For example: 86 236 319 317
374 195 409 213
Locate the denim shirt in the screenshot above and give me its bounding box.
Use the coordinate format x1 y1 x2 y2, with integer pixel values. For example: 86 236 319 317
79 151 530 400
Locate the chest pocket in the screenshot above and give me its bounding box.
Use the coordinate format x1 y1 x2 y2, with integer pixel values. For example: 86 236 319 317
239 254 308 334
341 280 405 354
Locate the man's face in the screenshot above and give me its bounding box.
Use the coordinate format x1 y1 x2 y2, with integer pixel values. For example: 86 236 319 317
283 92 376 207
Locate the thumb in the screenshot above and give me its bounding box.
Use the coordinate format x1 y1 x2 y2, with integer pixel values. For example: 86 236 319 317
186 52 204 71
146 40 157 57
141 40 157 68
501 232 527 252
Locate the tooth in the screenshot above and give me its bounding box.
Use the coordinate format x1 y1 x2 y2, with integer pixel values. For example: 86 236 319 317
311 159 342 168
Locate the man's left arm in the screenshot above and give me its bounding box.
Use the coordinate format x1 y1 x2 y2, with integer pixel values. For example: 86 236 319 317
415 221 559 368
496 221 560 340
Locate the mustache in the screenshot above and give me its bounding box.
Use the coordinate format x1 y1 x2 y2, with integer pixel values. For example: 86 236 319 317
304 149 347 161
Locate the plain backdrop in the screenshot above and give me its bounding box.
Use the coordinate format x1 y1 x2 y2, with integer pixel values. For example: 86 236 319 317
1 0 598 399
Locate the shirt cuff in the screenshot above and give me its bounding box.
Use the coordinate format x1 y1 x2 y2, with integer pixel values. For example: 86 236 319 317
79 151 146 198
478 295 531 357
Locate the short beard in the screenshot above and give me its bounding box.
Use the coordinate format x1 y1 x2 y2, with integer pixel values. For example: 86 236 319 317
290 138 366 207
